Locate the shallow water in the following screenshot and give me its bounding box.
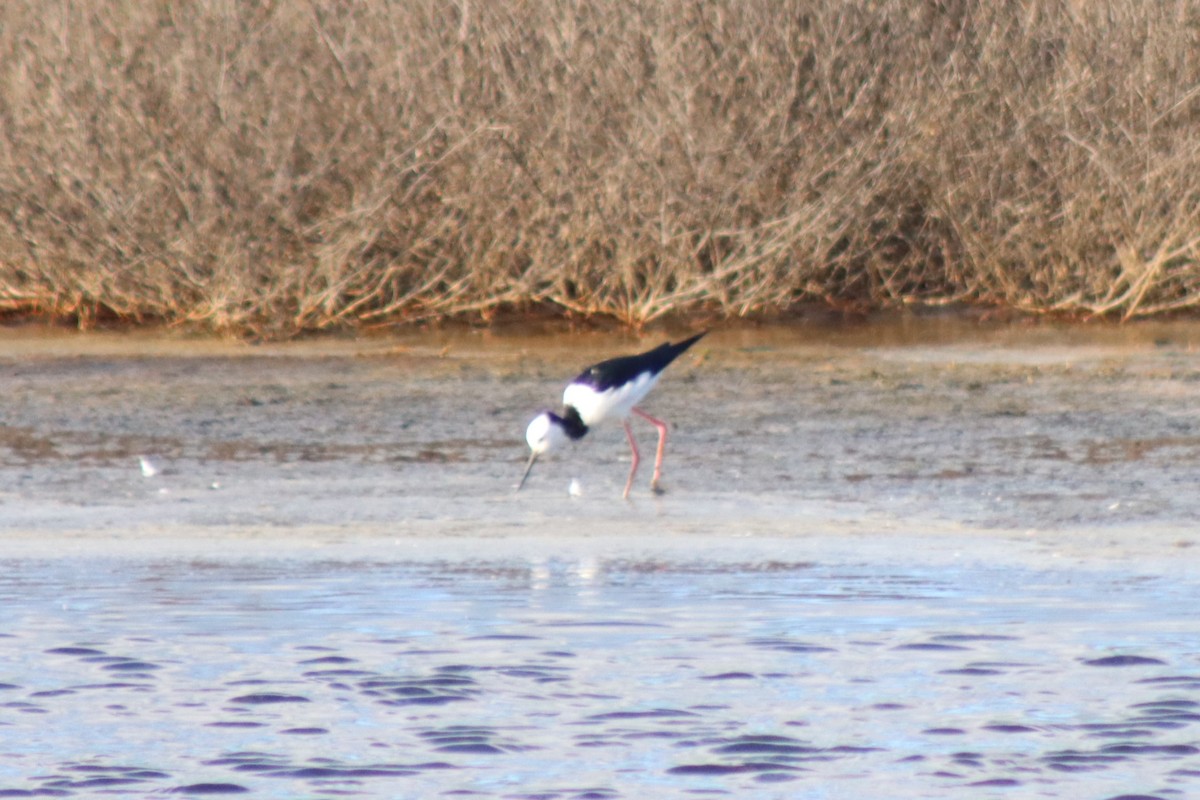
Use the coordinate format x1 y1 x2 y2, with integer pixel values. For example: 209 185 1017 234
2 320 1200 798
2 540 1198 799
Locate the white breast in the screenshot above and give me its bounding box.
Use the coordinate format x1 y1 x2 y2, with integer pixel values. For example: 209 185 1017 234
563 371 659 426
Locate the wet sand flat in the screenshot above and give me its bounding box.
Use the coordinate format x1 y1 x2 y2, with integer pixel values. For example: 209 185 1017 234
1 320 1199 798
3 319 1200 537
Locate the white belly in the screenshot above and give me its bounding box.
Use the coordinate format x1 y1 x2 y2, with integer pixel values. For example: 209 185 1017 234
564 371 659 426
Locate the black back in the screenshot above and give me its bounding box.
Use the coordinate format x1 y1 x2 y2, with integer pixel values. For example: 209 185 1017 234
571 332 706 393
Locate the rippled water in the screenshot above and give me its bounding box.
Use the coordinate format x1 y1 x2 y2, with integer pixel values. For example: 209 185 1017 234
1 542 1197 799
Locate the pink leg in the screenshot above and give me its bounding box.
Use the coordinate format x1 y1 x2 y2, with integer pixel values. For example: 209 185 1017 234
622 419 640 499
632 407 668 491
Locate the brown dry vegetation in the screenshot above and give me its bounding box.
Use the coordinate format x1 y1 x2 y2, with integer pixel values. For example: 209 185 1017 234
0 0 1198 335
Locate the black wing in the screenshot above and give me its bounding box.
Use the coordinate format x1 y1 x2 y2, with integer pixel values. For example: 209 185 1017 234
572 332 706 392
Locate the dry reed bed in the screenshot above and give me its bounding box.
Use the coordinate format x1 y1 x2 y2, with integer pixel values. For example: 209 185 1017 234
0 0 1198 334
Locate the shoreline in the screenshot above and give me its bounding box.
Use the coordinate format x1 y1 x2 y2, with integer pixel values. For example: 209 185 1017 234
3 320 1200 564
3 515 1195 577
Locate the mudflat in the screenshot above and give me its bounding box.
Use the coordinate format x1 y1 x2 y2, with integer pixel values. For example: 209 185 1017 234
2 318 1199 552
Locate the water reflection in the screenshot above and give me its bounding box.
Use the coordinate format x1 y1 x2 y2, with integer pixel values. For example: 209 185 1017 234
0 554 1196 798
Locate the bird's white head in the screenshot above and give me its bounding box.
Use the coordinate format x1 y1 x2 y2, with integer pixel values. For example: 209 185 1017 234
526 411 567 455
517 411 568 491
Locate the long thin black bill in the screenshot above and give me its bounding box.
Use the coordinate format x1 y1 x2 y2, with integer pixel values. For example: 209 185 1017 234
516 451 538 492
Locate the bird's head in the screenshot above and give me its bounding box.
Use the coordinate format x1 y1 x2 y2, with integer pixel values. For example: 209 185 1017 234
517 411 568 491
526 411 568 454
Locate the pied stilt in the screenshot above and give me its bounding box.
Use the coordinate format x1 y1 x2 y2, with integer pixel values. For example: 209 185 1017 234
517 332 706 498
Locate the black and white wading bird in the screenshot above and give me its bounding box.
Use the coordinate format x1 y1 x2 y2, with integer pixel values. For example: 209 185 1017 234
517 332 706 498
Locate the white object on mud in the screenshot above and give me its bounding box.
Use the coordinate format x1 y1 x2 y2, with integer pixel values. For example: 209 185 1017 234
569 478 583 498
138 456 162 478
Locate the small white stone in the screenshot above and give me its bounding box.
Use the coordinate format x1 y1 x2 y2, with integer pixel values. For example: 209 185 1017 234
568 478 583 498
138 456 161 478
